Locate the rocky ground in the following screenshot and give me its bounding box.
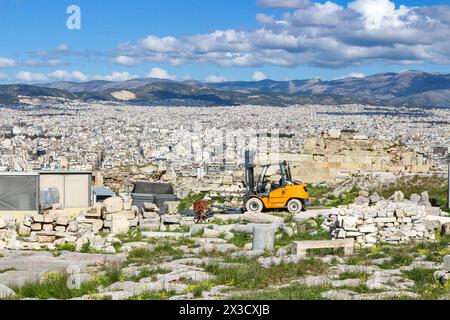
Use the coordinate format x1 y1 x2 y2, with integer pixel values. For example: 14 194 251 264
1 206 450 301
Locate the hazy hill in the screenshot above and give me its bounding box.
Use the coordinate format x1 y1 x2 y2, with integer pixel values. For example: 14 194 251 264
0 71 449 107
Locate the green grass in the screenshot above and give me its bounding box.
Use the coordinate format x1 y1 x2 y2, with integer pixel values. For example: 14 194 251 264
303 185 361 208
378 251 414 269
205 258 326 290
339 283 385 294
98 266 123 286
227 233 252 248
127 267 171 282
325 187 360 207
126 243 184 265
10 264 130 300
403 268 450 299
404 268 436 286
128 290 177 300
372 174 448 210
337 271 370 282
275 230 330 248
178 191 228 212
275 217 329 248
174 237 198 248
117 230 144 244
415 236 450 262
230 284 329 300
186 281 214 298
210 218 243 226
307 184 334 207
78 240 101 254
170 226 190 233
90 294 113 300
0 267 15 274
54 243 77 253
113 242 122 252
10 273 99 300
178 192 207 211
347 239 450 270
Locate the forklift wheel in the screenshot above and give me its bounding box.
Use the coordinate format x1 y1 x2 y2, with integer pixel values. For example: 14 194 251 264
246 198 264 213
287 199 303 214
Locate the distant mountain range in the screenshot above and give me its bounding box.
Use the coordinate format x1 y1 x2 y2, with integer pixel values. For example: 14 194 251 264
1 70 450 107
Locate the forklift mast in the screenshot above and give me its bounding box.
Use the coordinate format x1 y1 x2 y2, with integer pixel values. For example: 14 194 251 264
244 150 256 203
280 161 293 186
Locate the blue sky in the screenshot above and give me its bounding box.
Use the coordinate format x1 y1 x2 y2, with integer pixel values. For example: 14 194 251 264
0 0 450 83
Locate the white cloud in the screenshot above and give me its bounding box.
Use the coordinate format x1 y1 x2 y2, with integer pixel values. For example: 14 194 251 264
15 71 48 82
147 67 176 80
257 0 310 8
138 36 181 53
93 71 135 82
48 70 88 82
56 44 70 52
112 0 450 69
205 75 227 83
252 71 268 81
0 73 9 81
24 59 63 67
10 70 137 83
348 0 408 30
113 55 137 66
335 72 365 80
0 57 16 68
256 13 276 25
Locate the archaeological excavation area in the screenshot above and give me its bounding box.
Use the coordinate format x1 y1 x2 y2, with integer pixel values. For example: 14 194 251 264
1 184 450 301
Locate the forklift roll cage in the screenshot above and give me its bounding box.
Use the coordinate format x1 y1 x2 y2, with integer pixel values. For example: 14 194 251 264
244 150 293 202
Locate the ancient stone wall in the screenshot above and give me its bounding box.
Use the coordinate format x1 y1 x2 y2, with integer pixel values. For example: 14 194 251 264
290 130 430 183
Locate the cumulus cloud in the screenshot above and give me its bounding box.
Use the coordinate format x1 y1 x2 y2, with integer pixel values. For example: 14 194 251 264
24 59 64 67
0 58 16 68
138 36 181 53
15 71 48 82
147 67 176 80
257 0 310 8
256 13 276 25
205 75 227 83
113 55 137 66
48 70 88 82
56 44 70 52
12 70 139 83
93 71 136 82
112 0 450 69
252 71 268 81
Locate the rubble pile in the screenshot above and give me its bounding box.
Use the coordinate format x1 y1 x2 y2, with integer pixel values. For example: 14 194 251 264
0 196 197 252
0 217 16 250
328 192 440 247
434 255 450 285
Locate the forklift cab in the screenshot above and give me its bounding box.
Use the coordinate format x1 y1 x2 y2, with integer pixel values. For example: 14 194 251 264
256 161 293 194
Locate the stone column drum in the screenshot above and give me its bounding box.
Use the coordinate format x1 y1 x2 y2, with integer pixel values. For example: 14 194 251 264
252 225 275 251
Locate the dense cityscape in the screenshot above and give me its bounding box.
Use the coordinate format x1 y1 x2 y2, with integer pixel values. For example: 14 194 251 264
1 101 449 175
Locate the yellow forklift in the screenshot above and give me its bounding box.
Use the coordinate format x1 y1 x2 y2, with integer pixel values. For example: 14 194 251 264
243 150 310 214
